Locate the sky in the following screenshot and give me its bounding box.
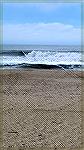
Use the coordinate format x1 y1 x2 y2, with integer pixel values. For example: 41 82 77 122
3 3 81 45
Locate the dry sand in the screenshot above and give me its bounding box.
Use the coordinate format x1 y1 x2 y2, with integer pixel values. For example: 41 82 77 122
0 69 84 150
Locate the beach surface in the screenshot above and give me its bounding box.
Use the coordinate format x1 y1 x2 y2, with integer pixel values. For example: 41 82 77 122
0 69 84 150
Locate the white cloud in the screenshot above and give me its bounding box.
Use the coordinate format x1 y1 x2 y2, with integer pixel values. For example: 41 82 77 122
3 22 81 45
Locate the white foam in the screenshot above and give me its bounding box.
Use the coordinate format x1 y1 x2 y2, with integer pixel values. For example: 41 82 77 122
1 51 83 66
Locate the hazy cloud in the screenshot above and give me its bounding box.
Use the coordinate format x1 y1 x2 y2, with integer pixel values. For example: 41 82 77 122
3 22 81 45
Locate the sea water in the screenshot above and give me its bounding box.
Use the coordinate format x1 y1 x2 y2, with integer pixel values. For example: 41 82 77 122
0 45 84 70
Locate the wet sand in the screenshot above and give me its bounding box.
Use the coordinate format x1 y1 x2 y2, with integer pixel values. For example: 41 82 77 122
0 69 84 150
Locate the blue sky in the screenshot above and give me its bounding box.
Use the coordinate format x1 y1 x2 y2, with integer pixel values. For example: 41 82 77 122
3 3 81 45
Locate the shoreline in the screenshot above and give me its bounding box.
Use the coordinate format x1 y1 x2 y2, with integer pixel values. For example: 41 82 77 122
0 63 83 70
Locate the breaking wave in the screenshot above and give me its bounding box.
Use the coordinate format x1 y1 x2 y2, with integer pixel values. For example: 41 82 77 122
0 50 83 70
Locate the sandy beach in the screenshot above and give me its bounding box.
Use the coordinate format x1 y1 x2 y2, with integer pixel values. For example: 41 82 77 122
0 69 84 150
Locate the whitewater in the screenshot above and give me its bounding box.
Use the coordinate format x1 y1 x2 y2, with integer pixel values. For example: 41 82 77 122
0 45 84 70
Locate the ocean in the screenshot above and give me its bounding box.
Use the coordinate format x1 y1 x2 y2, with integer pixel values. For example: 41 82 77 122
0 45 84 70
